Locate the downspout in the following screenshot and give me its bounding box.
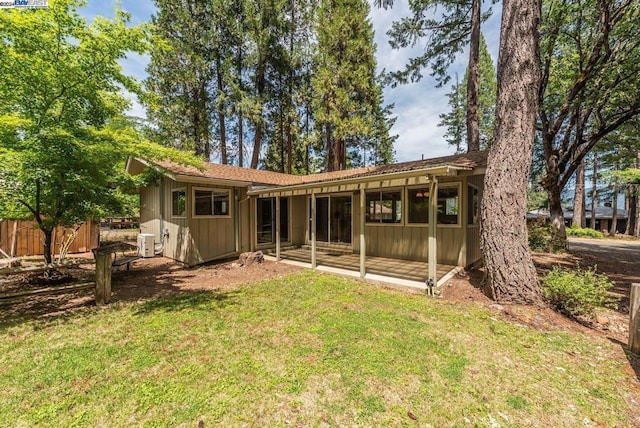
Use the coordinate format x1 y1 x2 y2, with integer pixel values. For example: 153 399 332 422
159 177 165 245
234 190 240 253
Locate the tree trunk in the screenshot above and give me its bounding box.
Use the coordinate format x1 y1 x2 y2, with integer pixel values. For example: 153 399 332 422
42 227 54 265
635 186 640 237
216 57 228 165
480 0 542 304
466 0 481 152
627 189 636 236
572 161 586 228
251 60 266 169
610 160 619 235
548 183 567 247
590 153 597 229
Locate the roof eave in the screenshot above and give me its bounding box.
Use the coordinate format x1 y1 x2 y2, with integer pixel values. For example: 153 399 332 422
247 164 474 196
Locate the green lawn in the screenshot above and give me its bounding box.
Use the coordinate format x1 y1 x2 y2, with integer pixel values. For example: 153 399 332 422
0 271 633 426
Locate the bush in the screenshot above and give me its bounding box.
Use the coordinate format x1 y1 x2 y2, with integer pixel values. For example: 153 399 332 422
542 266 613 318
566 225 604 239
528 221 565 253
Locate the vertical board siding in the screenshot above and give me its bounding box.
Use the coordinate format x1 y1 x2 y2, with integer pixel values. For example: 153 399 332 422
290 196 307 246
140 185 161 240
0 220 99 257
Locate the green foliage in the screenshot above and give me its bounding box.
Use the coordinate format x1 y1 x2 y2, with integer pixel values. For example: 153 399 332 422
439 34 497 151
528 221 565 253
542 266 613 318
566 225 604 239
0 0 201 262
527 188 548 211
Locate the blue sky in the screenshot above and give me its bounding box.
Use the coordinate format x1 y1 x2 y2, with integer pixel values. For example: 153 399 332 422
82 0 501 163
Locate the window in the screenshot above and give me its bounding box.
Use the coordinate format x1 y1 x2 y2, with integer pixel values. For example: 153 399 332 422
366 190 401 223
193 188 230 217
468 185 479 225
407 188 430 224
438 186 459 225
171 189 186 217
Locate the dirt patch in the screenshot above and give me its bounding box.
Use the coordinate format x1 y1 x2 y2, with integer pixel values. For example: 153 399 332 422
0 256 301 321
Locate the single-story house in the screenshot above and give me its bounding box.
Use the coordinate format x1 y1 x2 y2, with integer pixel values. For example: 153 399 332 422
126 151 487 289
527 207 628 234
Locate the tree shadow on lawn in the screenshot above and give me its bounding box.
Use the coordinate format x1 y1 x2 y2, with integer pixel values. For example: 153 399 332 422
0 258 242 329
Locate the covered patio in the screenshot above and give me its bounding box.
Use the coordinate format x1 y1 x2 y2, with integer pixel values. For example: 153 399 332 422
265 247 458 291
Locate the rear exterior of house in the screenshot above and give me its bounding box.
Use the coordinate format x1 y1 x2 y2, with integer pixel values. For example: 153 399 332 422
127 151 487 283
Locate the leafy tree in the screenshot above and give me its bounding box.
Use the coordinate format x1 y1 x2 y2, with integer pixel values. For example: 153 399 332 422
538 0 640 244
0 0 198 264
439 34 496 151
480 0 542 303
377 0 493 152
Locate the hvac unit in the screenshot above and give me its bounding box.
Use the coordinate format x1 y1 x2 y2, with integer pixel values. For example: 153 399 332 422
137 233 155 258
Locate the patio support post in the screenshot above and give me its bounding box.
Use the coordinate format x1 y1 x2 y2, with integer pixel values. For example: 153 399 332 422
311 192 317 268
275 195 281 261
428 176 438 293
360 188 366 278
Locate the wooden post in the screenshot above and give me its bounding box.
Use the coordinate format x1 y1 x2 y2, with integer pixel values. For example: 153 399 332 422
275 195 281 261
95 253 112 305
629 283 640 354
360 188 366 278
428 176 439 293
311 192 316 269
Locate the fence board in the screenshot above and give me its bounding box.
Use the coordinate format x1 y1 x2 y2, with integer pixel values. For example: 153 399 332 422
0 220 99 257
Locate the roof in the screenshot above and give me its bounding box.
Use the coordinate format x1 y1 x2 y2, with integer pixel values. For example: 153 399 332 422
527 207 628 220
134 150 488 188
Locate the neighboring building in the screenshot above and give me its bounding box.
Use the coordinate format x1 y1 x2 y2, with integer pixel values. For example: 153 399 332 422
526 207 628 234
126 151 487 288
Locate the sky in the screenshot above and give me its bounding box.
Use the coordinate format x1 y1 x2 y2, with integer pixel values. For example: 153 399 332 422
82 0 502 163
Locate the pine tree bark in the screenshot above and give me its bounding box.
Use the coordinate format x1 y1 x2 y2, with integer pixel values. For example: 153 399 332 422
573 161 586 228
466 0 481 152
480 0 542 304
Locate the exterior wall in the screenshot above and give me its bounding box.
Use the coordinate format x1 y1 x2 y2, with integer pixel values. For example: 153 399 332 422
290 195 307 246
465 174 484 266
140 185 161 240
143 178 242 266
302 175 484 267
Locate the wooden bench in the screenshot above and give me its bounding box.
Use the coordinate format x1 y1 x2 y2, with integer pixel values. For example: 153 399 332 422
92 242 141 272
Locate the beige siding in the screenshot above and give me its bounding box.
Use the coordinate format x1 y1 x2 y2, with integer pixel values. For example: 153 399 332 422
290 195 307 246
238 188 251 253
139 185 160 239
465 174 484 266
186 183 237 265
161 178 192 264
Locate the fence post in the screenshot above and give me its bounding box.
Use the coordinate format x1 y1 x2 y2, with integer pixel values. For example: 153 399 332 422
629 284 640 355
95 253 112 305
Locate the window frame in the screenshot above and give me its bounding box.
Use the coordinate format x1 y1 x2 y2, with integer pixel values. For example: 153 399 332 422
365 188 403 226
467 183 480 226
436 183 462 227
255 196 291 246
171 188 187 218
191 187 232 219
405 186 431 226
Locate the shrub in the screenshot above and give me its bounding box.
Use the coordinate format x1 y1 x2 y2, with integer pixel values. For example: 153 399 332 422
528 220 565 253
566 225 604 239
542 266 613 318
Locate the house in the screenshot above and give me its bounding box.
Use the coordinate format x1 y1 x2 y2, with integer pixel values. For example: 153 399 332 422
527 207 628 234
126 151 487 289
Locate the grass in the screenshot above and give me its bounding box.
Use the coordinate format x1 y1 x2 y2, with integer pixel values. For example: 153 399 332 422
0 271 633 426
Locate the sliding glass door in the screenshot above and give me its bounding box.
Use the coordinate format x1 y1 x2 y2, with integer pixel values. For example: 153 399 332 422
309 195 352 244
257 197 289 244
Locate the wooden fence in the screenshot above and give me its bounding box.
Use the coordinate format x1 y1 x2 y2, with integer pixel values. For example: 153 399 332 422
0 220 99 257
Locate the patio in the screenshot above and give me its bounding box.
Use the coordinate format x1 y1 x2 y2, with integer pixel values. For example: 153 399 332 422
265 247 457 290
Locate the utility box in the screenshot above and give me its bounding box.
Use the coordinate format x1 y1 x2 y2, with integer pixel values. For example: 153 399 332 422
137 233 155 258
